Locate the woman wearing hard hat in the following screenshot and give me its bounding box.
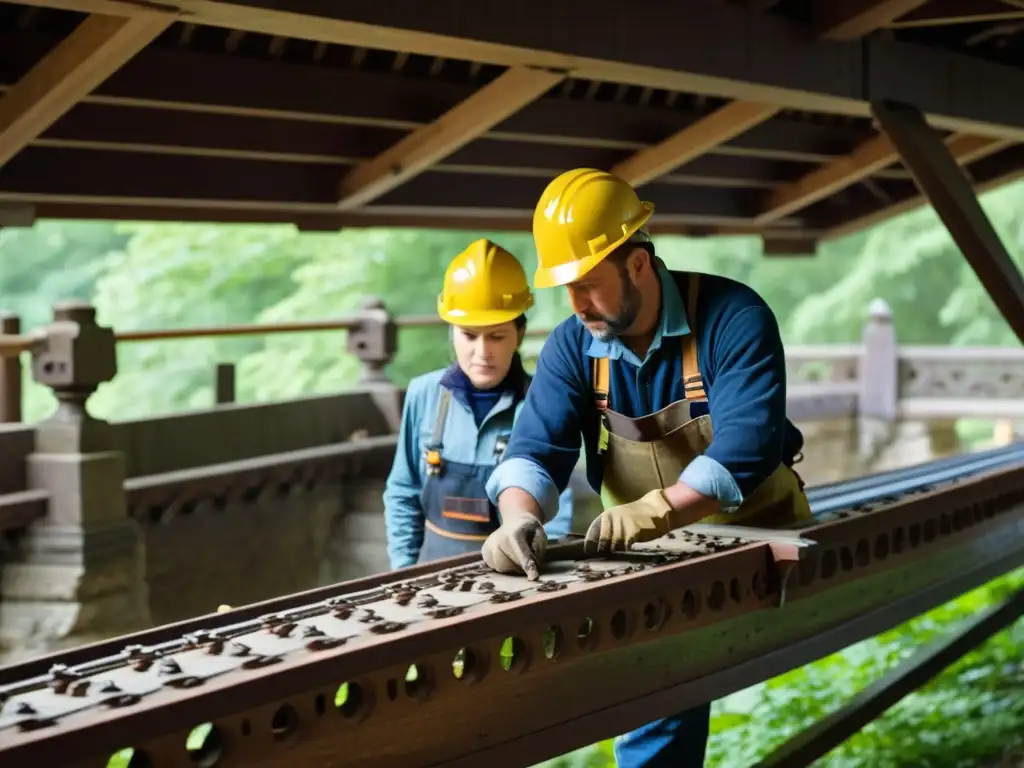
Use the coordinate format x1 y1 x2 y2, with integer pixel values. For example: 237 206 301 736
382 238 579 567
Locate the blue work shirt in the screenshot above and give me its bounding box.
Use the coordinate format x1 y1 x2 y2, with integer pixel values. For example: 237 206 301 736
382 365 578 569
485 266 804 520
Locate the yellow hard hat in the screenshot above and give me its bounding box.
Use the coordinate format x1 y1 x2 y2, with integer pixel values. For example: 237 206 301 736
532 168 654 289
437 239 534 326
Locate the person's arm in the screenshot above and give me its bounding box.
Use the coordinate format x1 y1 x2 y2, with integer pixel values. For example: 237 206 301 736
583 301 789 553
482 327 589 578
678 303 787 513
486 326 588 523
382 380 428 569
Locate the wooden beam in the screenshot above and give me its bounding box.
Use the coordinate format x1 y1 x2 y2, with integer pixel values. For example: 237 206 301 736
755 130 1005 224
873 99 1024 343
0 13 169 168
816 0 932 39
336 66 563 209
762 236 819 257
889 0 1024 28
611 101 780 188
0 147 768 225
755 132 899 224
822 134 1013 238
0 31 877 166
13 0 1024 141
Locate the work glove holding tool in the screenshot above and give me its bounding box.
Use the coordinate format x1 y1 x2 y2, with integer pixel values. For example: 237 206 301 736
584 489 674 554
481 511 547 580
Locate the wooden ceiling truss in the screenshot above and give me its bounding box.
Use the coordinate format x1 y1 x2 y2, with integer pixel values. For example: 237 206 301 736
1 0 1024 253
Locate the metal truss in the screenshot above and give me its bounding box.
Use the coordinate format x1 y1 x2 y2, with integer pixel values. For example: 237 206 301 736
0 461 1022 767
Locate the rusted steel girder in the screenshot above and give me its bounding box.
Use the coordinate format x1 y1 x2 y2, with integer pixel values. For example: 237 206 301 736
0 466 1022 767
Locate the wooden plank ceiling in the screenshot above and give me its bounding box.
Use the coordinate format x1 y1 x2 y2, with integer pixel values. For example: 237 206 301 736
0 0 1023 248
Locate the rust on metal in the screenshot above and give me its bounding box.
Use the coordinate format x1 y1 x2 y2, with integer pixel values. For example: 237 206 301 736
0 465 1020 767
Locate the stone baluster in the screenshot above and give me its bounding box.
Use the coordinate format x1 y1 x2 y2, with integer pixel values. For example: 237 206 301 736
347 297 402 432
0 301 150 659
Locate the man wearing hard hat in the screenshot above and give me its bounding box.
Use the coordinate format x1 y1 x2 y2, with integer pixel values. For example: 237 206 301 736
481 168 812 767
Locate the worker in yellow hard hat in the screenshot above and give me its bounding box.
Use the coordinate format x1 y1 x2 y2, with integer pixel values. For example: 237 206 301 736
478 169 813 767
381 239 578 566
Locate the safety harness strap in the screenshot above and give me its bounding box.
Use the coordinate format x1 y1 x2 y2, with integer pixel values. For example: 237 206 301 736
425 388 452 475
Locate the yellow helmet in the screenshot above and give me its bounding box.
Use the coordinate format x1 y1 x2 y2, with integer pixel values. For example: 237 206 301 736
532 168 654 289
437 239 534 326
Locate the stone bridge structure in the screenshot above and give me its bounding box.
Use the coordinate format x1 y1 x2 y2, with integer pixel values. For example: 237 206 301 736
0 296 1021 664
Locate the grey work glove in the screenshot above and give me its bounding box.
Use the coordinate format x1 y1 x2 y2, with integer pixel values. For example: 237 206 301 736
481 513 547 580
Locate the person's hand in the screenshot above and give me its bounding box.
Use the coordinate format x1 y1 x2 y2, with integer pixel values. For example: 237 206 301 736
584 489 674 554
481 512 547 580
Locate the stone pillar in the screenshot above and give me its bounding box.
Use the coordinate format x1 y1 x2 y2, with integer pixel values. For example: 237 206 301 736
347 297 402 431
856 299 899 474
0 302 150 661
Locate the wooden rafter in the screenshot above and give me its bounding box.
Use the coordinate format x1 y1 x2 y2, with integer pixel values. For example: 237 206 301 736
755 130 1007 224
889 0 1024 28
816 0 932 39
7 0 1024 141
0 12 169 168
336 66 564 209
755 133 899 224
611 101 780 188
822 134 1013 238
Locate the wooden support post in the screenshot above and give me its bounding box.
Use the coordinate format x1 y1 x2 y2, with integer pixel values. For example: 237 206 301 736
872 99 1024 344
0 313 22 423
215 362 235 405
756 587 1024 767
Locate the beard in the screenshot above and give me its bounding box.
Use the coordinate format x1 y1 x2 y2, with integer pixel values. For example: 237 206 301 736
579 276 643 342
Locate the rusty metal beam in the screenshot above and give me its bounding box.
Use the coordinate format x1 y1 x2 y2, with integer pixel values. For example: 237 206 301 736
757 586 1024 767
873 100 1024 344
0 462 1021 767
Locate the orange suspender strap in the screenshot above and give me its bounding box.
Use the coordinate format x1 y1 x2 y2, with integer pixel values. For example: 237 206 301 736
682 274 707 402
592 356 610 412
591 272 705 410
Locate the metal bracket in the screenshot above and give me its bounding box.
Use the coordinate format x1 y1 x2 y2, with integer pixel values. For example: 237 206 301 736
684 523 818 608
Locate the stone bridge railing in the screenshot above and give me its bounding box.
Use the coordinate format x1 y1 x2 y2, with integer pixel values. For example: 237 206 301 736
0 297 1021 662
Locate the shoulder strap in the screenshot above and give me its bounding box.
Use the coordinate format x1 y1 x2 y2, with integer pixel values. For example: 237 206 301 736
591 272 706 409
591 357 610 412
429 388 452 448
682 274 707 402
424 387 452 475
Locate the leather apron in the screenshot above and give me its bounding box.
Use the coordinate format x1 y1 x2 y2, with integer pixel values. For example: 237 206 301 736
592 273 812 528
417 388 513 563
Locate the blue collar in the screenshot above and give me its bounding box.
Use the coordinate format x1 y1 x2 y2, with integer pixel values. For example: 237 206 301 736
584 265 690 366
439 354 529 400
